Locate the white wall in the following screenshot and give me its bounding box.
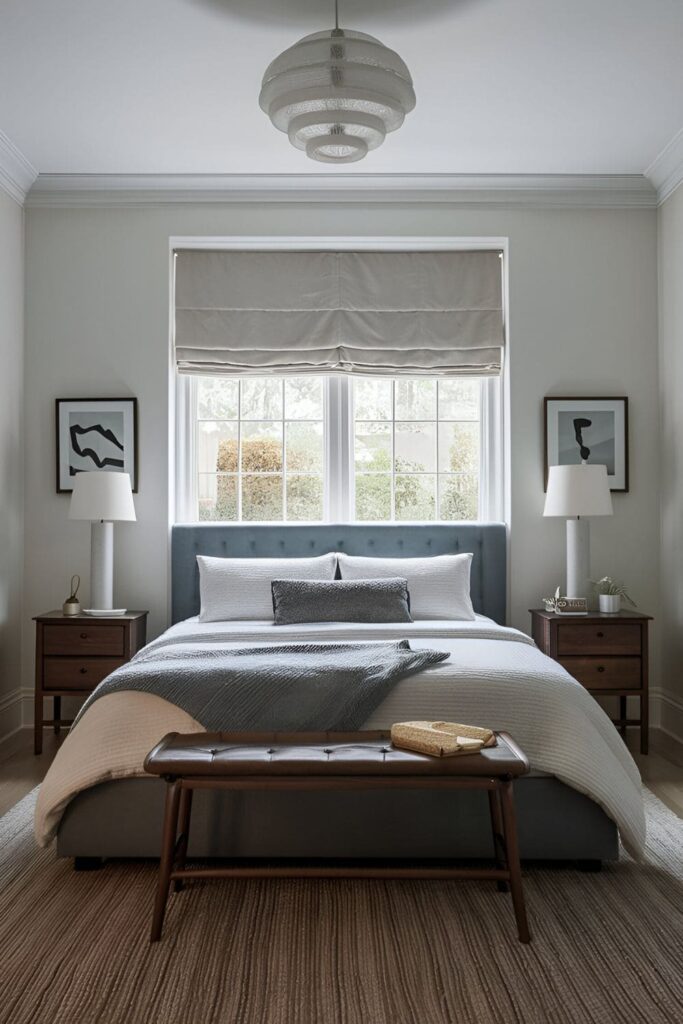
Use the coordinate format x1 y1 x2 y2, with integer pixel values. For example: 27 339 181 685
658 183 683 740
22 203 660 697
0 190 24 737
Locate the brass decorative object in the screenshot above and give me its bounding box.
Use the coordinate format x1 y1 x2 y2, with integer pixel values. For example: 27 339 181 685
62 574 81 616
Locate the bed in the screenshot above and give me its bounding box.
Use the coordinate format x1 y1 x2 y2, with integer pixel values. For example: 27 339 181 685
38 523 644 864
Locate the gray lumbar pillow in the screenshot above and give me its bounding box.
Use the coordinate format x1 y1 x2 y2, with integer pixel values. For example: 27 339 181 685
271 577 413 625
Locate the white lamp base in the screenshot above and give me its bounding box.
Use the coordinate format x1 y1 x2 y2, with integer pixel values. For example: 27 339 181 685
566 517 590 599
90 520 114 610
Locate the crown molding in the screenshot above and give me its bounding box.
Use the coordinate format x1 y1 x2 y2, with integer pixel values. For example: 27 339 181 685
646 127 683 205
0 129 37 205
26 172 657 209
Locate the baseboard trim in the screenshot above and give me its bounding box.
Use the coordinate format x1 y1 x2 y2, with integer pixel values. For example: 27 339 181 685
649 727 683 768
651 687 683 748
20 686 34 725
0 688 25 745
17 688 83 733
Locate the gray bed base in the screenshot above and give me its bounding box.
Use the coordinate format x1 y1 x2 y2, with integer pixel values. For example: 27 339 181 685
57 774 618 864
56 523 619 864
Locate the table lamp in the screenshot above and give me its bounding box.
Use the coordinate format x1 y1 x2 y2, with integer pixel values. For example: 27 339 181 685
69 471 136 614
543 464 613 599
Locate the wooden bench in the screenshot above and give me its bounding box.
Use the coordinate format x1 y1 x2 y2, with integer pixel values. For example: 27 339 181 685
144 730 531 943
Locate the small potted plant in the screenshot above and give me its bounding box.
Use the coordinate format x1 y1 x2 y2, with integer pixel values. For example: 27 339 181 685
542 586 562 613
591 577 636 614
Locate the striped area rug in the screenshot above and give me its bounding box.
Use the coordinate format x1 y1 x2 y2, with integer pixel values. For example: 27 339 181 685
1 789 682 1024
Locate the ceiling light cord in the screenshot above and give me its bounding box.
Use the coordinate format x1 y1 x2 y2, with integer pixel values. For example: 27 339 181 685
332 0 342 38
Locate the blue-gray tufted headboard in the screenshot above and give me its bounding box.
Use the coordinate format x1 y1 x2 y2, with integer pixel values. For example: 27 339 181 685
171 523 507 625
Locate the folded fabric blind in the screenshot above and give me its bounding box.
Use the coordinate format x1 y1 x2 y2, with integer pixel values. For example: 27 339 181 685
174 249 504 377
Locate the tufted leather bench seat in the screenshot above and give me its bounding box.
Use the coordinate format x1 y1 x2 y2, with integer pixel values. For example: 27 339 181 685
145 730 530 944
144 731 528 777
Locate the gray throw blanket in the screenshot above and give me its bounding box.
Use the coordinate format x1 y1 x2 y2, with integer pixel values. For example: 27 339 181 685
73 640 450 732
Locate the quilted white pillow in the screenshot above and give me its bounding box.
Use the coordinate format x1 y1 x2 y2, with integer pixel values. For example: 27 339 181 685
197 553 337 622
337 552 475 621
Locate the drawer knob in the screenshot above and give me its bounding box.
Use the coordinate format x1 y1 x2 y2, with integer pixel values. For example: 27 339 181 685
79 667 88 674
80 633 88 640
597 665 605 673
596 631 604 638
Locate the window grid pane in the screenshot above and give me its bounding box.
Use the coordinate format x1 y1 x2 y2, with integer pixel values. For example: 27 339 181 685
352 378 481 522
193 374 483 523
195 376 325 522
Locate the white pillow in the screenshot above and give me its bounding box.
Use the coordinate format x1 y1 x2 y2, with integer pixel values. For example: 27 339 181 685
197 553 337 622
337 552 475 621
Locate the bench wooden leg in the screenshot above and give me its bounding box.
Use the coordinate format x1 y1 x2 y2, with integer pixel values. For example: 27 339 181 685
173 787 193 893
150 779 181 942
499 779 531 943
488 788 509 892
54 696 61 736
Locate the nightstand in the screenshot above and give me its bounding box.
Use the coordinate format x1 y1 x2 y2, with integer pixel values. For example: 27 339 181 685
530 609 652 754
33 610 148 755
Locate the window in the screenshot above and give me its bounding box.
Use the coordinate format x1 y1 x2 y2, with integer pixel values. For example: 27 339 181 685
177 374 502 523
195 377 325 522
353 378 480 522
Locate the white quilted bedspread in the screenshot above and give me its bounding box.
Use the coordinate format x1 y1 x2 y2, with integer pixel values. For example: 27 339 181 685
35 617 645 854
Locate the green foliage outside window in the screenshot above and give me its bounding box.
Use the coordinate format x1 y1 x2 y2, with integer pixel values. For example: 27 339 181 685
196 376 483 523
200 437 323 521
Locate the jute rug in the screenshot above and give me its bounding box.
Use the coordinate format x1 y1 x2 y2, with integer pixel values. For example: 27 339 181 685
1 790 682 1024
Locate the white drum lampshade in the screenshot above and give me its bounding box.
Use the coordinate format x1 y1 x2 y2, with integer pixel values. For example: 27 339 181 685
544 464 613 599
259 25 416 164
69 472 136 612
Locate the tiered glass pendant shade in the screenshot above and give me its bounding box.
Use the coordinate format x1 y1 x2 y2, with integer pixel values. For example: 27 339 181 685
259 28 416 164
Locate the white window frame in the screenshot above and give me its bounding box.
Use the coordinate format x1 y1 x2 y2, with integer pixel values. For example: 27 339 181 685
325 375 353 521
170 236 509 527
175 373 504 524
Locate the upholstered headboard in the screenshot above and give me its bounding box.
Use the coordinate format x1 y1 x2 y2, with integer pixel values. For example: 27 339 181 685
171 523 507 625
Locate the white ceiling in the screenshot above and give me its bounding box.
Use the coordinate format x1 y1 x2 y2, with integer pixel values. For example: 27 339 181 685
0 0 681 176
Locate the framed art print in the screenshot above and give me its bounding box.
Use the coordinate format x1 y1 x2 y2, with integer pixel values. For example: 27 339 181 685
544 396 628 492
56 398 138 493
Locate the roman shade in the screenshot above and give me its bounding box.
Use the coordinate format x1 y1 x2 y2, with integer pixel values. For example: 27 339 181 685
174 249 504 377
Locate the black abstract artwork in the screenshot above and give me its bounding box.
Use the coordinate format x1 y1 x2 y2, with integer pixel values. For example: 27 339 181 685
573 417 592 461
69 423 125 474
56 398 138 492
558 410 615 472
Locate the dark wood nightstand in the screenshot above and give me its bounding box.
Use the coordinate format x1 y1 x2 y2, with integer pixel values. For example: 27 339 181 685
530 609 652 754
33 610 148 754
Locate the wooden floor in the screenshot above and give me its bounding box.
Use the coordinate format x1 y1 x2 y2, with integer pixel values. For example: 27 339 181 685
2 726 683 823
0 730 65 818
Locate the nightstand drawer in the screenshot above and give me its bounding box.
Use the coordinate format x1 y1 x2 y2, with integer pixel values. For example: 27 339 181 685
556 623 641 656
43 624 125 657
559 656 641 690
43 657 124 690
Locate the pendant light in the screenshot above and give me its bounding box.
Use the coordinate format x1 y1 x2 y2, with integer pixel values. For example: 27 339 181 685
259 0 416 164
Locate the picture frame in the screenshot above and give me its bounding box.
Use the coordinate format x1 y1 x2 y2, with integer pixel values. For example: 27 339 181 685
56 398 138 493
543 396 628 492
